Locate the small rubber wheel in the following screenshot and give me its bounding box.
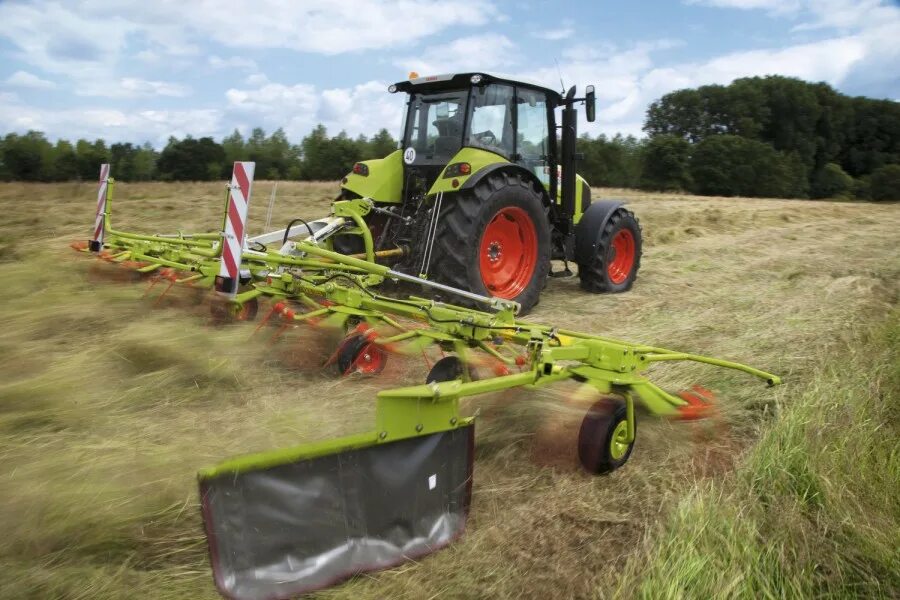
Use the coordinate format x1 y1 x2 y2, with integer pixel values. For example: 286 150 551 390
578 399 635 474
336 334 386 375
210 297 259 323
235 297 259 321
426 356 462 383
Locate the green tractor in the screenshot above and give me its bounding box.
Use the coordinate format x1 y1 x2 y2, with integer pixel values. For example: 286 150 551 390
337 72 642 313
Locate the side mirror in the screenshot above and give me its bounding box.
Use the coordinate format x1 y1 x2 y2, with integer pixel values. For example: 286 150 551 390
585 85 596 122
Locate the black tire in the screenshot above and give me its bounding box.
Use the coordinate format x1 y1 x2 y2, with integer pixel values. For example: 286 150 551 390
427 171 550 315
425 355 479 383
335 334 386 375
577 207 642 293
209 296 259 323
578 398 635 474
426 356 464 383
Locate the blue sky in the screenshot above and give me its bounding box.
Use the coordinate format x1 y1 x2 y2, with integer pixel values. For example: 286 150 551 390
1 0 898 147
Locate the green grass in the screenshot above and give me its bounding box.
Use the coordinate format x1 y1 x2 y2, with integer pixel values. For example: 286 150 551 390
622 312 900 599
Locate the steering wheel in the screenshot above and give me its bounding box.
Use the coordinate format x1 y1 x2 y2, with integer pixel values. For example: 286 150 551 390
475 130 498 146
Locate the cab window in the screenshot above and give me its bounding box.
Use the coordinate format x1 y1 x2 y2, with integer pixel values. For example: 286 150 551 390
466 84 514 158
516 88 548 173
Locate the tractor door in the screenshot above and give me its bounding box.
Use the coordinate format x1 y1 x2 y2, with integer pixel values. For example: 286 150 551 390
515 88 551 191
465 83 515 158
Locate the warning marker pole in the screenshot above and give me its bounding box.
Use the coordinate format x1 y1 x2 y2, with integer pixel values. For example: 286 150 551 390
214 161 255 297
89 163 111 252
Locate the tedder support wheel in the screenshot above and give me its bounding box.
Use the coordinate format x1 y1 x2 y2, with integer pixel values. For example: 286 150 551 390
577 206 642 293
578 398 635 474
427 171 550 315
210 296 259 323
335 334 386 375
425 355 479 383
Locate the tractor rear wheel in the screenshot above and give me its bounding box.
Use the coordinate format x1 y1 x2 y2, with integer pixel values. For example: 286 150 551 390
428 172 550 314
577 207 641 293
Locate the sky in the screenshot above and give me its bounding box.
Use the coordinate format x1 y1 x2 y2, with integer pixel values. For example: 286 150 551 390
0 0 898 147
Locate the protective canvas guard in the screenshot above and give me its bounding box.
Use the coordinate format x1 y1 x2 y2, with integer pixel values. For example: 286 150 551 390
200 424 474 600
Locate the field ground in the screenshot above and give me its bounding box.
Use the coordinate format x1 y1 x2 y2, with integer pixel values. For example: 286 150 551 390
0 181 897 599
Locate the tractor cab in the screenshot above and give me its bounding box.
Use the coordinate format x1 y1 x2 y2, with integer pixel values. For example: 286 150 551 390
392 73 563 202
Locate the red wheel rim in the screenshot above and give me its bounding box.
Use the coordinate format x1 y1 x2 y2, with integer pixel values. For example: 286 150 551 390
479 206 538 298
607 229 635 284
353 342 386 374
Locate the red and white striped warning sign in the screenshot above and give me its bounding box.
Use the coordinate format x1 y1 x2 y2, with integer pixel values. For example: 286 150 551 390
218 161 255 292
92 163 110 244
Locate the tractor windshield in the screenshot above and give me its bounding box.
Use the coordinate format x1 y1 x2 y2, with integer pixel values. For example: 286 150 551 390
402 91 468 164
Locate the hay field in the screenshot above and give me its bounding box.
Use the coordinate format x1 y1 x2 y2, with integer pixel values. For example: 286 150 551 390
0 181 897 599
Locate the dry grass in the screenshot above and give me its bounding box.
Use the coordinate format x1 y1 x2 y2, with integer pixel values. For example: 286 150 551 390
0 181 897 599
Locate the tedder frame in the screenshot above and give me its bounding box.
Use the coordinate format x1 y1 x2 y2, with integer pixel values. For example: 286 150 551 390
73 162 782 600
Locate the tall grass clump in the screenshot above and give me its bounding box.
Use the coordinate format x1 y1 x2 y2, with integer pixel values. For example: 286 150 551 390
620 311 900 599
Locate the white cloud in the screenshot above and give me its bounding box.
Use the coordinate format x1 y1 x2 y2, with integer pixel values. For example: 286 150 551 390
225 79 405 140
244 73 270 86
175 0 501 55
395 34 518 75
0 1 502 71
511 10 898 139
685 0 802 15
75 77 191 99
5 70 56 90
533 27 574 41
0 94 222 144
792 0 898 31
209 55 259 71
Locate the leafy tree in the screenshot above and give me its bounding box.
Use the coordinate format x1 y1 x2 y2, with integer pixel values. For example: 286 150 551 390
222 129 245 174
643 75 900 195
52 139 79 181
851 176 871 200
2 131 52 181
299 125 363 180
869 164 900 201
690 135 806 198
75 139 110 180
810 163 853 199
578 133 644 188
640 134 691 191
157 136 225 181
131 143 158 181
366 128 398 159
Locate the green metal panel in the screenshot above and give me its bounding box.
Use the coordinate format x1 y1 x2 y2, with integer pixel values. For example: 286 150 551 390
427 147 509 195
342 149 404 203
574 173 589 223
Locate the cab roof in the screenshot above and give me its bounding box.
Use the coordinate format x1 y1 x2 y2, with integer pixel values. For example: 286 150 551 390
390 72 563 104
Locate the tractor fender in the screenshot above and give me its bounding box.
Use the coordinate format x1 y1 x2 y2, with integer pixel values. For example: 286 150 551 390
574 200 626 265
460 163 550 204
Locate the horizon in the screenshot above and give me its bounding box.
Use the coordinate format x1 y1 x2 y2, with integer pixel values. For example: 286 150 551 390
1 0 899 148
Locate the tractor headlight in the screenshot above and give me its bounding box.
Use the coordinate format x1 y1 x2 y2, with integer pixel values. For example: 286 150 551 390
443 162 471 178
352 163 369 176
470 74 483 84
388 84 397 93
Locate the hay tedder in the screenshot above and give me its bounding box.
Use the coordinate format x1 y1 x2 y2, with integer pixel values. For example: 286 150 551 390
73 73 782 600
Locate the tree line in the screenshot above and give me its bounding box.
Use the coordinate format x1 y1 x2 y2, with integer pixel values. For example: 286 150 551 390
1 75 897 200
0 125 398 184
635 75 900 201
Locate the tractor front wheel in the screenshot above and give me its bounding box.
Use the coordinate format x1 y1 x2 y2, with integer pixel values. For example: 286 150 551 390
577 206 642 293
428 172 550 314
